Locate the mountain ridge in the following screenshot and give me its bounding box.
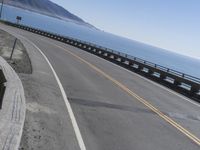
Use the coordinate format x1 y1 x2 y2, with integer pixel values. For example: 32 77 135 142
3 0 94 27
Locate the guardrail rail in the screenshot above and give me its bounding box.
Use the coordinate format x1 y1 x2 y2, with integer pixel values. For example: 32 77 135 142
3 21 200 102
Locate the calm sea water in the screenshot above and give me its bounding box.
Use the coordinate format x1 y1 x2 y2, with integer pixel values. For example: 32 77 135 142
2 5 200 78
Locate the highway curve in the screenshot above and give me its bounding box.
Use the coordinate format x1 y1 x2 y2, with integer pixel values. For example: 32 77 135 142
2 24 200 150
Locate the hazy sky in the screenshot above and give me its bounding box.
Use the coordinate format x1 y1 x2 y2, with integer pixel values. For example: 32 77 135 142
51 0 200 58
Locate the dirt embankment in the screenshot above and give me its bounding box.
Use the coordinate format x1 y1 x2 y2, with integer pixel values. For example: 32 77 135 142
0 29 32 74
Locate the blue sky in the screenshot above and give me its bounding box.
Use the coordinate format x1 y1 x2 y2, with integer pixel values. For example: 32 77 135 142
51 0 200 58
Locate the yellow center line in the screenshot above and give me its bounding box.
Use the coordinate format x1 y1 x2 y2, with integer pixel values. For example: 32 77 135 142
47 40 200 146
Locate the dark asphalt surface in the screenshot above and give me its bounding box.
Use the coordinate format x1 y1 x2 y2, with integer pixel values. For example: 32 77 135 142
2 24 200 150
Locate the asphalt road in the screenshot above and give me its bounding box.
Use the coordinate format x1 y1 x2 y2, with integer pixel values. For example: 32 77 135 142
2 24 200 150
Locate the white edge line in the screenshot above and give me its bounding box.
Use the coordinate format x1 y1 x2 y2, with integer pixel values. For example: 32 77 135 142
40 37 200 108
18 35 87 150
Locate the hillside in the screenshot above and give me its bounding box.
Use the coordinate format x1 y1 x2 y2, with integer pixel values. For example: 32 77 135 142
3 0 92 26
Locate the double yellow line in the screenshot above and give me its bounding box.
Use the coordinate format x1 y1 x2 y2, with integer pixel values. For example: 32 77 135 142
50 41 200 146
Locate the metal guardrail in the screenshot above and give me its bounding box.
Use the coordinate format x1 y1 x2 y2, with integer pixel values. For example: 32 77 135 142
3 21 200 101
0 69 6 109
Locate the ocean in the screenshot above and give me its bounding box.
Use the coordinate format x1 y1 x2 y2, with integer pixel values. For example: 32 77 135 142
2 5 200 78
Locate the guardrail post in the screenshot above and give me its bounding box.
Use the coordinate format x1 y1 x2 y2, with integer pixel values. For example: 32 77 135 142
190 85 199 95
106 53 111 57
159 74 166 81
173 80 181 88
101 51 106 56
9 38 17 60
147 69 154 76
113 55 118 60
121 58 126 63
